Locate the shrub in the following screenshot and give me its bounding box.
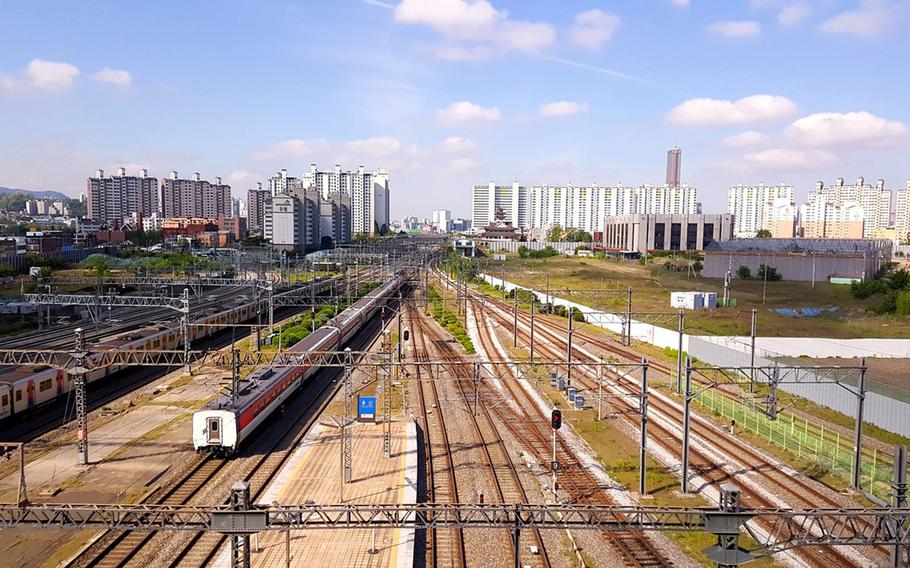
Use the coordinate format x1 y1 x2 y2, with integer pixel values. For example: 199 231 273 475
851 279 886 299
896 291 910 316
572 310 586 323
736 265 752 280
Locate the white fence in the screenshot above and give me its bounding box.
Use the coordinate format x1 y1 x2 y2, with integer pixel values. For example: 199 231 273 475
473 240 591 253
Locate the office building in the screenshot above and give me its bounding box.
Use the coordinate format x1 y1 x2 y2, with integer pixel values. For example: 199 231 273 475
666 146 681 188
87 167 158 227
727 184 796 238
603 213 733 254
471 182 698 236
247 183 270 235
160 171 231 219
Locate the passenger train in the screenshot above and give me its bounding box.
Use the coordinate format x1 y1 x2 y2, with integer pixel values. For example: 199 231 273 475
192 272 407 454
0 277 337 421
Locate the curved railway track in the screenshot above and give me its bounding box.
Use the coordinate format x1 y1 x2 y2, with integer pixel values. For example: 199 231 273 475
472 284 884 567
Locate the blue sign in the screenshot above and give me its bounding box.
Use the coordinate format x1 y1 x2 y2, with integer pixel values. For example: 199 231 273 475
358 396 377 419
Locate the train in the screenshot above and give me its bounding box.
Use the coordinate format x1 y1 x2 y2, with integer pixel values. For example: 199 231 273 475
192 272 407 455
0 277 337 421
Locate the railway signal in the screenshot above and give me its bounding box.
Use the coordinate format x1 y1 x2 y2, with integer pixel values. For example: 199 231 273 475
550 409 562 430
402 329 409 342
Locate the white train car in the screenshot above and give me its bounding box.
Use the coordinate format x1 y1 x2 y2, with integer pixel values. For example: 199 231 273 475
193 273 405 454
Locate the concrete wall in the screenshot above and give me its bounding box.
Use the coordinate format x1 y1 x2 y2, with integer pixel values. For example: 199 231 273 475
703 251 869 281
474 239 590 253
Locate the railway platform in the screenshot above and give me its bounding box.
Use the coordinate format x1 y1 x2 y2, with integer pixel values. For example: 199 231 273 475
213 420 418 568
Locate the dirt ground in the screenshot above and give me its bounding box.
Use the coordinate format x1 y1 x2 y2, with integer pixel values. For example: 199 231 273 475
798 357 910 395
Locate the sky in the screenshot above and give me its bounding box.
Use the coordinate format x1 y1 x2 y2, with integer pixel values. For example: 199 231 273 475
1 0 908 219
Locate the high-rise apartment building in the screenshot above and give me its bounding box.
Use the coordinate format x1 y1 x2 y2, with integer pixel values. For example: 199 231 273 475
160 171 231 219
282 164 389 235
727 184 796 238
666 146 681 188
87 167 158 226
319 192 352 247
471 182 698 235
432 209 452 232
800 199 865 239
268 169 298 196
765 198 797 238
808 177 891 239
263 186 321 252
246 183 270 235
894 180 910 244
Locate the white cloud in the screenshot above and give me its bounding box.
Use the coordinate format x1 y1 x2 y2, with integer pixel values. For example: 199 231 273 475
92 68 131 86
671 0 691 7
445 157 481 175
786 111 908 148
722 130 770 148
741 148 838 171
568 9 620 51
778 2 811 26
436 100 501 124
345 136 403 156
433 45 494 61
441 136 478 152
23 59 79 90
539 100 589 118
666 95 797 125
707 20 762 38
227 170 261 185
819 1 901 37
394 0 555 54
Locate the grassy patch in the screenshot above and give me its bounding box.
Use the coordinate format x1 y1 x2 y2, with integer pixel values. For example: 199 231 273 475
427 285 475 354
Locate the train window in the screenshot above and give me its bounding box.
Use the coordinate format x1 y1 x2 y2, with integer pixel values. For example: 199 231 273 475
39 379 52 392
1 395 7 407
15 390 22 402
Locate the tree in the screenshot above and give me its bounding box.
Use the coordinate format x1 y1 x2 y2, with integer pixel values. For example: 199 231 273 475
692 260 703 273
546 224 563 242
83 255 111 276
887 269 910 291
757 263 781 282
755 229 772 238
0 264 16 278
737 265 752 280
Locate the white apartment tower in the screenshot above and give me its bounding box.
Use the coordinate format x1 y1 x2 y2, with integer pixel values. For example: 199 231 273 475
247 183 270 234
808 177 891 238
160 171 232 219
727 184 796 238
87 167 158 226
895 180 910 244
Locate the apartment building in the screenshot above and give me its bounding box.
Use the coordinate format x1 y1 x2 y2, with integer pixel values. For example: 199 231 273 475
246 183 270 235
471 182 698 235
727 184 796 238
808 177 891 239
86 168 158 226
800 199 865 239
894 180 910 244
160 171 231 219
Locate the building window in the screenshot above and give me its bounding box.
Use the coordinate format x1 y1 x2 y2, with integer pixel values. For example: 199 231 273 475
704 224 715 246
654 223 665 250
686 223 698 250
670 223 682 250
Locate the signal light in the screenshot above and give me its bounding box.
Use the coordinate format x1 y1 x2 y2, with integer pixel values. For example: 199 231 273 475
403 329 410 342
551 409 562 430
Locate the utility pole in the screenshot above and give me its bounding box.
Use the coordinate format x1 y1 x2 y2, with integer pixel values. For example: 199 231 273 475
381 331 392 459
625 286 633 346
180 288 191 374
529 302 535 362
597 357 604 421
566 307 574 387
852 358 867 491
229 481 252 568
749 308 757 394
640 358 650 496
681 358 692 494
72 327 89 465
891 445 908 567
513 291 518 348
677 310 685 394
231 347 240 408
343 348 353 483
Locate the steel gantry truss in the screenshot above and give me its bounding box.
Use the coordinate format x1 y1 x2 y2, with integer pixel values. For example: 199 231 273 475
0 500 907 559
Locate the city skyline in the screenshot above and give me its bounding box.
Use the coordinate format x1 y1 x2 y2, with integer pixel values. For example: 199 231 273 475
2 1 908 218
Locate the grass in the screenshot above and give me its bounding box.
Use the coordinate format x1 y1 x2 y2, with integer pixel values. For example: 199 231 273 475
493 255 910 339
427 284 475 354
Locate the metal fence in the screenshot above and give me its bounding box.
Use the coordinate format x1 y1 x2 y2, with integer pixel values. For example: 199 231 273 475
473 240 591 253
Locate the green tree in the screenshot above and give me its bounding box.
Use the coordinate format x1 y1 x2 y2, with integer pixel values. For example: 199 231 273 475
84 255 111 276
736 265 752 279
692 260 703 273
757 263 782 281
755 229 772 238
887 269 910 291
0 264 16 277
546 224 563 242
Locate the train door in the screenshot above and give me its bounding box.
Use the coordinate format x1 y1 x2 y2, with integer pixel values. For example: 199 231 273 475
206 417 222 444
55 370 64 396
26 380 35 408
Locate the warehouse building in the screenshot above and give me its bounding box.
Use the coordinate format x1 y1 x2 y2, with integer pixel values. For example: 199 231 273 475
602 213 734 254
702 238 892 282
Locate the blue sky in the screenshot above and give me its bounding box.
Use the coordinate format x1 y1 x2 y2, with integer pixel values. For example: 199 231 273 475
1 0 908 218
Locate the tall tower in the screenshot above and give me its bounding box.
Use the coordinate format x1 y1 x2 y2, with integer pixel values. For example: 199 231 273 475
666 146 681 188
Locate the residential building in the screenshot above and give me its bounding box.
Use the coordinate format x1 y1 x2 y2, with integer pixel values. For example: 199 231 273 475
471 182 698 236
142 212 164 232
800 199 865 239
808 177 891 238
702 238 891 282
895 180 910 244
25 231 63 254
432 209 452 232
247 183 270 235
291 163 389 235
160 171 231 219
726 184 796 238
666 146 681 188
765 198 797 238
268 169 297 196
24 199 69 217
319 192 351 247
602 213 733 254
263 186 321 252
86 167 158 226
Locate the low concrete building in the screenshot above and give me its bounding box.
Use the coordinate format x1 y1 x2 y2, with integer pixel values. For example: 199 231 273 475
702 238 892 282
602 213 734 254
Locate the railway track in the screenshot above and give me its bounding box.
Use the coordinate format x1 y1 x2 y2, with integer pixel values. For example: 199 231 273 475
67 288 391 568
408 300 551 568
466 297 673 568
473 285 882 567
